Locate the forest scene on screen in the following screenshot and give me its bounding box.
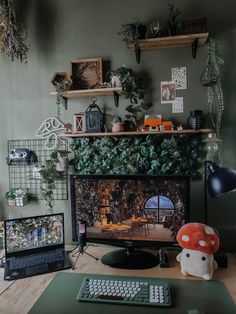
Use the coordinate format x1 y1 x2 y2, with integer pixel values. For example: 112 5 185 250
73 178 188 242
6 215 63 253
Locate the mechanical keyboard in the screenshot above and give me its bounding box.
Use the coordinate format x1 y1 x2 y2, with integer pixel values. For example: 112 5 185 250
77 275 171 307
9 250 64 270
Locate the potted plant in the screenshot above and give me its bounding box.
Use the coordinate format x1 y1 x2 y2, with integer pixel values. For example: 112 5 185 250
165 3 182 36
0 0 29 62
200 37 224 140
51 149 71 172
108 66 151 129
5 188 16 206
39 159 64 214
118 18 146 64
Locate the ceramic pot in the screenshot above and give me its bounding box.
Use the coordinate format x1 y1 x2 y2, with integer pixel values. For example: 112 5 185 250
55 157 69 172
112 122 124 133
187 110 204 129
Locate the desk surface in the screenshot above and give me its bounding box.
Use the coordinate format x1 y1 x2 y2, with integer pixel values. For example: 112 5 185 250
0 245 235 314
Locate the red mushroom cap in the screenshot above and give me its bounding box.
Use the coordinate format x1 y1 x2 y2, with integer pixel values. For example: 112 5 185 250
177 223 220 254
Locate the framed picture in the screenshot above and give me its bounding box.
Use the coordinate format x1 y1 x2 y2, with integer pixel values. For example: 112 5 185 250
161 81 176 104
70 58 103 90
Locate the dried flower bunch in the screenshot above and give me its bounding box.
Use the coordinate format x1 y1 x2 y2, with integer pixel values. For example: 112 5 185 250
0 0 29 62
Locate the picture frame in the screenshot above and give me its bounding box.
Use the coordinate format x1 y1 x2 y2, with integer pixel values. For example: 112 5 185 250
161 81 176 104
70 58 103 90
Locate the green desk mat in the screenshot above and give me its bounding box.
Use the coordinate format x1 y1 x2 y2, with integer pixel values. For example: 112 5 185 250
28 272 236 314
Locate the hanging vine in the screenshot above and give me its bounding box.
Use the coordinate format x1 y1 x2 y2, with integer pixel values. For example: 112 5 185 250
0 0 29 62
202 38 224 137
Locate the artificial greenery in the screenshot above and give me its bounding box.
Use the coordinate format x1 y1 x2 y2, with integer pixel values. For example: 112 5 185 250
5 187 17 200
118 17 146 47
109 66 151 128
70 134 202 179
0 0 29 62
39 159 64 214
165 3 182 36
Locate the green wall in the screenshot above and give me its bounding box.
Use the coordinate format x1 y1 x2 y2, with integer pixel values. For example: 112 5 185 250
0 0 236 250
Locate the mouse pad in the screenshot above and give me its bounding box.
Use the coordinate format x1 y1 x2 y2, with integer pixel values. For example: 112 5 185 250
28 272 236 314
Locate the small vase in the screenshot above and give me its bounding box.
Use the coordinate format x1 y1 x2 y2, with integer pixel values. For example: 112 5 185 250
111 75 122 87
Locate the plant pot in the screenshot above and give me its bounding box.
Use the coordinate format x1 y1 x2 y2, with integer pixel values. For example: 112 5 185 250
111 75 122 87
112 122 124 133
55 157 69 172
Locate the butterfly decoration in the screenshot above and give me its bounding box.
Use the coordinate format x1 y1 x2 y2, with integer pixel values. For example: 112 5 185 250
35 117 65 150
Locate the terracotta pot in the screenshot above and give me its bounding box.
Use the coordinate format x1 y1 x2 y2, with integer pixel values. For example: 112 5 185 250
112 122 124 132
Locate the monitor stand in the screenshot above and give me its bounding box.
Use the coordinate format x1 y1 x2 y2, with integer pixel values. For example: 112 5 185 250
101 247 158 269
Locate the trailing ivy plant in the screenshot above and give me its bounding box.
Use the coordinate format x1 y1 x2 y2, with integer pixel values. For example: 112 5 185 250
70 134 202 179
0 0 29 63
109 66 151 128
55 80 70 118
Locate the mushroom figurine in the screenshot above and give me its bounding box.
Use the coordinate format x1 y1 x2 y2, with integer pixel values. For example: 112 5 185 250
176 223 220 280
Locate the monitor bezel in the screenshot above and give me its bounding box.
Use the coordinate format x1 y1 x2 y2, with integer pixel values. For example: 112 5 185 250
70 174 190 250
4 213 65 258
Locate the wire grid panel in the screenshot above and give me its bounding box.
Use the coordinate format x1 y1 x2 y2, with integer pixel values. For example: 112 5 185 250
7 139 69 200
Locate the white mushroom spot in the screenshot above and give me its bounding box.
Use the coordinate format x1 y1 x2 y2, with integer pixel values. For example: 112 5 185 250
204 226 215 235
199 240 207 247
211 240 215 245
182 235 190 242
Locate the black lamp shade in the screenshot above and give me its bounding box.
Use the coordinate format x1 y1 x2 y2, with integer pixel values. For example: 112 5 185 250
207 162 236 198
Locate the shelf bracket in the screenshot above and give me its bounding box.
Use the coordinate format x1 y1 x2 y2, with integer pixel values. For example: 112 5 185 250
135 44 141 64
113 91 119 107
192 38 199 58
63 97 68 110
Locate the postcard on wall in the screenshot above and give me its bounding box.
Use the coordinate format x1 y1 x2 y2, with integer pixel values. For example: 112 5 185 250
172 97 184 113
161 81 176 104
171 67 187 90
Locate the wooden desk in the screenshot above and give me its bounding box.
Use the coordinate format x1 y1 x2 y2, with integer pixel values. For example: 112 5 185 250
0 245 235 314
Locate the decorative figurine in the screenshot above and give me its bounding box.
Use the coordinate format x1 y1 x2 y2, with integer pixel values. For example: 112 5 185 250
176 222 220 280
64 122 73 134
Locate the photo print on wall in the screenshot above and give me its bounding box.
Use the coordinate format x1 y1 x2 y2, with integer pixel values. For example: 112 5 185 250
171 67 187 90
161 81 176 104
172 97 184 113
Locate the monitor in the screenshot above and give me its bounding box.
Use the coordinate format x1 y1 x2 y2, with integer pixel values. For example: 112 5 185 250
70 174 190 269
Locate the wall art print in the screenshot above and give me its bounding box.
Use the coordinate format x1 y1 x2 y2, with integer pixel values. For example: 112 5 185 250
171 67 187 90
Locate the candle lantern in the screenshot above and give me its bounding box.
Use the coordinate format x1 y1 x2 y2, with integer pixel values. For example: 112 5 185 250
85 98 103 133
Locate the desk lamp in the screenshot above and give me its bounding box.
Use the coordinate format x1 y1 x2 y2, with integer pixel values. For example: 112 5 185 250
204 160 236 267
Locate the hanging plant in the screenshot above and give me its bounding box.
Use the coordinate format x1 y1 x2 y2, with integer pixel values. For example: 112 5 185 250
109 66 151 129
200 38 224 138
55 80 70 118
0 0 29 63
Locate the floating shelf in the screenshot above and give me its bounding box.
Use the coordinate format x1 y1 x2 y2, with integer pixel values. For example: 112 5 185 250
50 87 122 99
59 129 212 138
128 33 209 51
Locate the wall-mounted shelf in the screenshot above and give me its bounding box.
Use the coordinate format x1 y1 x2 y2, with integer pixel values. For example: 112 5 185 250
128 32 209 62
50 87 122 99
59 129 212 138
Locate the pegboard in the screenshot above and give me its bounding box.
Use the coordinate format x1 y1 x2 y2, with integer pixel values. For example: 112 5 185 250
7 139 69 200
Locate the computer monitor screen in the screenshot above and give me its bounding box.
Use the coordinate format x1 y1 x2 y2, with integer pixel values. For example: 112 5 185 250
71 174 190 268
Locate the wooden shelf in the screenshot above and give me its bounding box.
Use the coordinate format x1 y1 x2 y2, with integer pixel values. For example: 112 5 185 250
50 87 122 99
59 129 212 138
128 33 209 51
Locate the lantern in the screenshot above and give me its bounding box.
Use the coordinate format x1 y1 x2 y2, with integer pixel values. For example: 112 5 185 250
85 98 103 133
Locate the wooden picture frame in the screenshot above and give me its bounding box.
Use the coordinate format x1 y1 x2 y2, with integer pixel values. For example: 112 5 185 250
70 58 103 90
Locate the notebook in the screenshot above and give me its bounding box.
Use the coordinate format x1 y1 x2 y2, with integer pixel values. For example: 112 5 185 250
4 213 72 280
